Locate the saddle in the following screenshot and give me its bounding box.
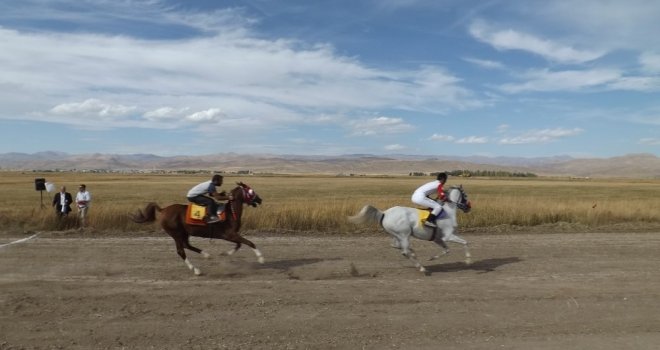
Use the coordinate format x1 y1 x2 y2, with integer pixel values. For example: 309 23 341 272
185 203 226 226
417 208 448 226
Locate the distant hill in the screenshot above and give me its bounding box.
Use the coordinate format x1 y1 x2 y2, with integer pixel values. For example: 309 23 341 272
0 152 659 178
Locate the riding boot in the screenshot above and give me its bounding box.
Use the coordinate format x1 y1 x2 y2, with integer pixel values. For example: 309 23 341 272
424 213 437 228
206 215 221 224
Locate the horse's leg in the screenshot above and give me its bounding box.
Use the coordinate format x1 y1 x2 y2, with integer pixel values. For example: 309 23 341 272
223 232 264 264
170 233 202 276
397 234 427 274
183 235 210 259
223 242 241 256
444 229 471 265
429 224 450 260
429 235 450 261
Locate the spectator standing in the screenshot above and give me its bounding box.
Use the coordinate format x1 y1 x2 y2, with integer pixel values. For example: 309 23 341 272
52 186 73 217
76 184 92 228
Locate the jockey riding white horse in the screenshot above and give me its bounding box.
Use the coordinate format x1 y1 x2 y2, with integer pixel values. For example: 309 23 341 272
348 186 472 274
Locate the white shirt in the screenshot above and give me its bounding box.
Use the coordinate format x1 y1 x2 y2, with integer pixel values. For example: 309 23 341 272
76 191 91 208
59 192 68 212
187 180 215 198
413 180 440 197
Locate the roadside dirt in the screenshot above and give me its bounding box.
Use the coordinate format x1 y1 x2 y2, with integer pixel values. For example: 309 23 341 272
2 232 660 349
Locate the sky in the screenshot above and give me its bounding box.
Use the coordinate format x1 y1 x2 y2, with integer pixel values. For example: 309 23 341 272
1 0 660 158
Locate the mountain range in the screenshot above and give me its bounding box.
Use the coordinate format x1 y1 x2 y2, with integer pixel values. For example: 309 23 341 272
1 152 659 178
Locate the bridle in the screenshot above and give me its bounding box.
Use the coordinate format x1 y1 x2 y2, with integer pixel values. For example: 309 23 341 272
228 184 258 221
446 186 471 212
240 185 256 202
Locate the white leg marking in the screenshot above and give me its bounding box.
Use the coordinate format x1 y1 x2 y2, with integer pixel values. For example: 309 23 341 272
464 246 472 265
225 248 237 256
184 258 202 276
253 248 265 264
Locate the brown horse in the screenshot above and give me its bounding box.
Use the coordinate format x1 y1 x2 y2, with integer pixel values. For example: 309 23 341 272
131 182 263 275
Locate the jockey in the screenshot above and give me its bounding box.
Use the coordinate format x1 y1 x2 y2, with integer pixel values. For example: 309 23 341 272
187 174 231 223
411 172 448 228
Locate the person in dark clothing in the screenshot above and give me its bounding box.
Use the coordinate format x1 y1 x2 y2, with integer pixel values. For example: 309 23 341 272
52 186 73 217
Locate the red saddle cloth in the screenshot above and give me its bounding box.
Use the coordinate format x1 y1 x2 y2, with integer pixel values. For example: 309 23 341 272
185 203 226 226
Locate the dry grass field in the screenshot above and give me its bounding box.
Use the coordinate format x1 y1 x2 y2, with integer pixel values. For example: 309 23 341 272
2 172 659 233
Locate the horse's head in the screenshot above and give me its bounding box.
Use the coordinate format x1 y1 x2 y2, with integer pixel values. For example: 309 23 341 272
231 182 262 207
449 185 471 213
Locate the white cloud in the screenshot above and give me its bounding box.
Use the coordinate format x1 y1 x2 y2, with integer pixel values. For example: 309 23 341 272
608 76 660 92
463 57 506 70
50 99 135 118
143 107 190 121
499 128 583 144
429 134 455 142
185 108 224 123
500 68 622 93
0 13 480 132
349 117 414 136
528 0 660 52
385 144 406 151
456 136 488 144
469 20 605 64
639 138 660 145
640 53 660 73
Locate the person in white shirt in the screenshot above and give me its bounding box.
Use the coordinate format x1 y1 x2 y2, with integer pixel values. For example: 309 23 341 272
187 174 232 223
76 184 91 228
411 172 448 228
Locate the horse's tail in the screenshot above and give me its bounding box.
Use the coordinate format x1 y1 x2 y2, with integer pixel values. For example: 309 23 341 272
130 202 163 224
348 205 384 226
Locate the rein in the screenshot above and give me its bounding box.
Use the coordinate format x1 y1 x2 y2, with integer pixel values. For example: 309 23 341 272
230 199 238 221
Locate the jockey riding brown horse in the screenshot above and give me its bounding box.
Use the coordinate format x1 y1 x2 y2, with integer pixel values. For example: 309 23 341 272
131 182 263 275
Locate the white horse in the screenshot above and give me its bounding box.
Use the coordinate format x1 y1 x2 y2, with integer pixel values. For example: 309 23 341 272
348 186 472 274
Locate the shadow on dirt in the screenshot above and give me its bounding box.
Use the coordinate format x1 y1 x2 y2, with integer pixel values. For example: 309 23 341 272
258 258 341 271
427 257 522 274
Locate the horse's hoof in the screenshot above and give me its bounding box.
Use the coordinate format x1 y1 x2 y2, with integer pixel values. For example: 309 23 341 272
194 268 202 276
258 256 265 264
465 259 472 266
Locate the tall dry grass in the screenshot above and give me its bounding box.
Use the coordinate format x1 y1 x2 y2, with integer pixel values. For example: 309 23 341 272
2 172 659 233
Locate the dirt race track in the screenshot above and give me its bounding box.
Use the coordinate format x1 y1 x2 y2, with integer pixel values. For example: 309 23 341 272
2 232 660 349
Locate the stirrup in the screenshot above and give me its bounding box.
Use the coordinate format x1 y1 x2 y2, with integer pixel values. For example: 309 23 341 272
206 216 220 224
424 220 437 228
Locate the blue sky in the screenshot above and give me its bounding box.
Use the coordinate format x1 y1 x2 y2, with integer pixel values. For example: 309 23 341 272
1 0 660 158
